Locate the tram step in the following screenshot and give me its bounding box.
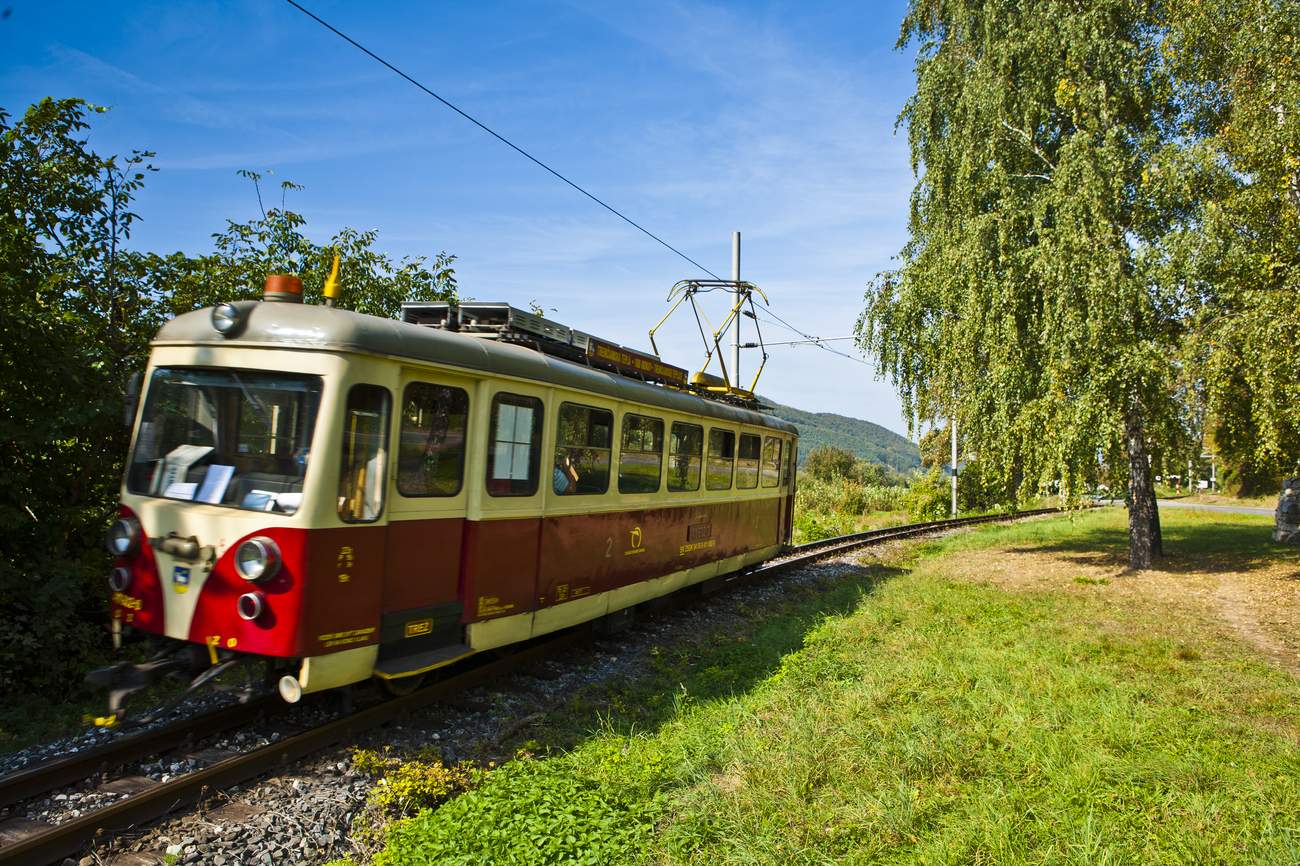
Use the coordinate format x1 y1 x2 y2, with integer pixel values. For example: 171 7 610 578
374 643 473 679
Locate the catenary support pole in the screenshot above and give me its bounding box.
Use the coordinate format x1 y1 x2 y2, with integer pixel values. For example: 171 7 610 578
951 417 958 517
732 231 741 387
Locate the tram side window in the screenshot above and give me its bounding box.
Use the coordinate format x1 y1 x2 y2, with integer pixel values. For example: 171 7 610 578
782 440 794 487
618 414 664 493
397 383 469 497
554 403 613 495
338 384 391 523
668 422 703 492
736 433 761 489
761 436 782 488
706 428 735 490
487 393 543 497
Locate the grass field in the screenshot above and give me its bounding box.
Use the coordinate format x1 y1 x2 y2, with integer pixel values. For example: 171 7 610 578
364 507 1300 865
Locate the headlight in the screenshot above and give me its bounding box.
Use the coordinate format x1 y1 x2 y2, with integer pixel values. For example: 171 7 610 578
235 536 281 582
237 591 265 621
211 302 244 336
107 517 141 556
109 566 132 592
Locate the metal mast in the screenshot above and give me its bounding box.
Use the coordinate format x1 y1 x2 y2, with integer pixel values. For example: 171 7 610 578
731 232 741 386
951 417 958 517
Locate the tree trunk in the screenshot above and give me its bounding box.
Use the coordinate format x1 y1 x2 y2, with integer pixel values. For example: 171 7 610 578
1125 407 1163 569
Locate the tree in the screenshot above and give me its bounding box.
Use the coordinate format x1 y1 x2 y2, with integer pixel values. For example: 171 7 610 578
152 170 458 317
918 424 954 472
803 444 859 482
859 1 1198 568
1165 0 1300 492
0 98 459 694
0 98 156 691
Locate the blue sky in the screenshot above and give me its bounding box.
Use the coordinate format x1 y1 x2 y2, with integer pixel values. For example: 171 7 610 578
2 0 918 436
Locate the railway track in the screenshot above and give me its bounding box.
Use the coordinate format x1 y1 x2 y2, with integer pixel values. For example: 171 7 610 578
0 507 1066 866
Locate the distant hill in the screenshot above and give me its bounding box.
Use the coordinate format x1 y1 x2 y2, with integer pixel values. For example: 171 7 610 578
764 401 920 473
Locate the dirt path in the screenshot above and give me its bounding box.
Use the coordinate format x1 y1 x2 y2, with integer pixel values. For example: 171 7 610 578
940 538 1300 680
1211 580 1300 677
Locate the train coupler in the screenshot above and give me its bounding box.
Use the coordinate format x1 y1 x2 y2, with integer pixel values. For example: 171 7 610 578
86 654 191 726
85 648 256 727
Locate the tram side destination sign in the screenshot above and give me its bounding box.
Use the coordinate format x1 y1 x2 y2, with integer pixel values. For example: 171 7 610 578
586 337 688 385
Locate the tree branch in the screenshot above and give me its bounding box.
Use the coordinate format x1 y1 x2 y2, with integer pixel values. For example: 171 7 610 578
1000 120 1056 176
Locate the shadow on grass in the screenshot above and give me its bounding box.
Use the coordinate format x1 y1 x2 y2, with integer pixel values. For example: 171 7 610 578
521 561 907 754
1008 517 1298 576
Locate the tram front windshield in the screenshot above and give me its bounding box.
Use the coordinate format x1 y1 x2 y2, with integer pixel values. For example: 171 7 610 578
126 368 323 515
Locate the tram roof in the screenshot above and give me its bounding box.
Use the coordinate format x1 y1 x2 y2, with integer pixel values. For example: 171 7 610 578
153 302 798 435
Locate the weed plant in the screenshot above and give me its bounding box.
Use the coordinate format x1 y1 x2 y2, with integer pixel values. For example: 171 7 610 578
793 475 908 541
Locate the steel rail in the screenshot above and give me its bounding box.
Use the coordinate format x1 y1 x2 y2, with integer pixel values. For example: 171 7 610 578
738 508 1066 584
0 508 1070 865
0 630 589 866
788 508 1061 557
0 695 282 811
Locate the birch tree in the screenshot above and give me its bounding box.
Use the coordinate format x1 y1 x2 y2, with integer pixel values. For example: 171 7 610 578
858 0 1196 568
1167 0 1300 492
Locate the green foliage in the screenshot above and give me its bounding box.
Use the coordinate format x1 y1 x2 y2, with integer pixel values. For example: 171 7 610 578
903 468 950 521
802 444 858 482
858 0 1213 566
858 0 1300 560
1164 0 1300 489
764 401 920 472
156 170 457 318
0 98 457 701
353 748 486 819
802 444 907 488
0 98 152 693
794 473 909 542
373 755 664 866
917 424 953 471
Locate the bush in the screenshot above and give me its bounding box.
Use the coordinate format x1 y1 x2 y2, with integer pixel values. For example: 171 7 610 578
373 755 663 866
353 748 486 818
904 468 952 521
793 475 909 541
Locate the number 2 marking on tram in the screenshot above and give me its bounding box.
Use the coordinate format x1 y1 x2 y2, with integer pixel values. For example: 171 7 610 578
604 537 614 559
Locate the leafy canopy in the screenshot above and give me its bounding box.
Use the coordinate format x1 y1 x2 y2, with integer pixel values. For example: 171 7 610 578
0 97 457 696
859 0 1197 511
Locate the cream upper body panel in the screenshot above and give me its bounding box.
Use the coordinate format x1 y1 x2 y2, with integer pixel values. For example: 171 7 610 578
147 304 798 526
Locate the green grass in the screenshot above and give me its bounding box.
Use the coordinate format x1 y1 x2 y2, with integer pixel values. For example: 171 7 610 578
369 508 1300 865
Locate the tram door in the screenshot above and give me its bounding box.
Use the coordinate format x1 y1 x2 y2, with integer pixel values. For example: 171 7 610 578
459 387 547 629
379 372 475 661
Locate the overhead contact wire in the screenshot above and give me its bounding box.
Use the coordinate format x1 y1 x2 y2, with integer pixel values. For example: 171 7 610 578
282 0 723 280
754 309 872 366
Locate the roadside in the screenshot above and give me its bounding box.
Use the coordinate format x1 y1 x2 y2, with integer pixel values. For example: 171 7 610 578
355 508 1300 865
1155 488 1278 510
1157 499 1274 516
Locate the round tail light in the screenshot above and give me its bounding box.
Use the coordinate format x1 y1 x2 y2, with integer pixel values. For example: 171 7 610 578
108 567 132 593
235 537 281 582
237 592 265 622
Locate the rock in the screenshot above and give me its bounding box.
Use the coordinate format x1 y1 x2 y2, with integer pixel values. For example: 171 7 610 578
1275 478 1299 544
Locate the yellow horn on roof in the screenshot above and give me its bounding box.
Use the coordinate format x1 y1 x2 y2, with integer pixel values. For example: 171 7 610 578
323 253 341 307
